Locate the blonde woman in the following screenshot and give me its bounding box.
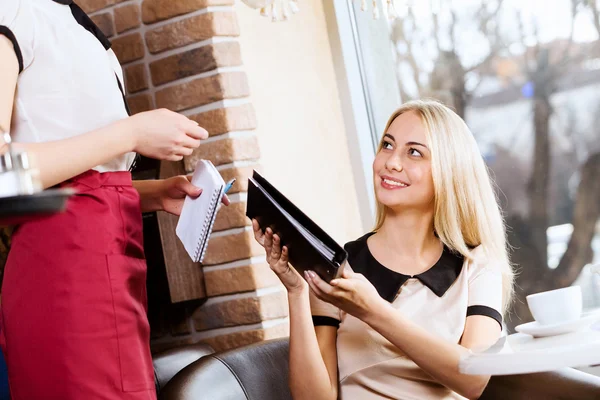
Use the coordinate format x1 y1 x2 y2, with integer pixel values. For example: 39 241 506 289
252 100 513 399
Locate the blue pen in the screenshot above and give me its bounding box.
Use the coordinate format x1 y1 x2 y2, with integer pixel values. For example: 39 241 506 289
224 178 236 194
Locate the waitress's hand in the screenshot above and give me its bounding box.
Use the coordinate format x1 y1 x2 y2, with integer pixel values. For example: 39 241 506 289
126 109 208 161
136 176 230 215
252 219 308 295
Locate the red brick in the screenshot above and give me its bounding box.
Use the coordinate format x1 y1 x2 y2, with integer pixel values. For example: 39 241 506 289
184 135 259 170
114 3 141 34
201 323 289 352
127 93 153 114
213 201 250 232
203 230 264 266
155 72 249 112
150 42 242 86
78 0 128 14
194 291 287 331
124 64 148 94
111 32 145 64
90 12 115 38
142 0 235 24
190 104 257 137
204 263 281 297
213 165 260 193
145 12 239 54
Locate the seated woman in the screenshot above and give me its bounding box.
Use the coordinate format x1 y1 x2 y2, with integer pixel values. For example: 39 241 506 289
252 99 514 400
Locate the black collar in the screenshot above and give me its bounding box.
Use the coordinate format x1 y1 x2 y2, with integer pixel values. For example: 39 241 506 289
344 233 464 302
53 0 74 4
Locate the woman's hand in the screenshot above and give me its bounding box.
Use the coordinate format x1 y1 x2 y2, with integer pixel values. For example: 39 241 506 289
136 176 230 215
252 219 308 295
306 267 386 322
125 108 208 161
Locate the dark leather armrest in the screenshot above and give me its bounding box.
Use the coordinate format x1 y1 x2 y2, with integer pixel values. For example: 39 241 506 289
153 343 215 393
160 338 292 400
160 356 247 400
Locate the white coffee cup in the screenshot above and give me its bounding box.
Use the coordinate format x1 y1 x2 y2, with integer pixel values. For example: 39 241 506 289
526 286 582 325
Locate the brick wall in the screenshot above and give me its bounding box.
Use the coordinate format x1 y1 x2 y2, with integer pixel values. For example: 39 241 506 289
80 0 289 353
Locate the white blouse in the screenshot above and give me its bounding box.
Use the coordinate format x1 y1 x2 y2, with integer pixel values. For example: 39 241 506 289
0 0 135 173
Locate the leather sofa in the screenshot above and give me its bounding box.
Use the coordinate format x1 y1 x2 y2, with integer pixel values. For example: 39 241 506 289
157 338 600 400
153 343 215 393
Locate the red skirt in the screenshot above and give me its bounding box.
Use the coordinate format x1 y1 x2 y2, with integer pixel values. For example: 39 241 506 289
0 171 156 400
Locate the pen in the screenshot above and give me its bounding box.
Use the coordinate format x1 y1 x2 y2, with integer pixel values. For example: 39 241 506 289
224 178 236 194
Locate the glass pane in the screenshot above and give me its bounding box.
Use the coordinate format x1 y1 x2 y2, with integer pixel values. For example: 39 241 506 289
349 0 403 147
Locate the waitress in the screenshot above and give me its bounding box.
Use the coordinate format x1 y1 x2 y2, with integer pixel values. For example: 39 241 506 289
0 0 223 399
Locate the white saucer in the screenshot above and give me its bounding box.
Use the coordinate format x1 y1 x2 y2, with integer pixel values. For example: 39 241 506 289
515 309 600 338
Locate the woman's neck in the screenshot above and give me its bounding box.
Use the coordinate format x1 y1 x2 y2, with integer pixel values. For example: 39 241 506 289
374 207 440 262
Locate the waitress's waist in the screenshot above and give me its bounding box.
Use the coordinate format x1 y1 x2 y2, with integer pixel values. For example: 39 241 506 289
61 169 133 189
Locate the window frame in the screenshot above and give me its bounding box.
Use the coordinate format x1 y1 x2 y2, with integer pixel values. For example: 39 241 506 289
323 0 401 231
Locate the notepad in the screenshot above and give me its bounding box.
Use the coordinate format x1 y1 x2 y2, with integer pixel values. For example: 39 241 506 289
246 170 347 283
176 160 225 263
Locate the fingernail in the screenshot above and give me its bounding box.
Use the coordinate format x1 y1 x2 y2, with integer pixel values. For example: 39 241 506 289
308 271 316 279
303 271 310 280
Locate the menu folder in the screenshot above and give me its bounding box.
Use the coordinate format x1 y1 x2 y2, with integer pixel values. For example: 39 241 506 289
246 170 347 283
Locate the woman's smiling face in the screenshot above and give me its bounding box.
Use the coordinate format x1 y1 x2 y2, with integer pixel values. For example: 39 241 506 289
373 111 435 212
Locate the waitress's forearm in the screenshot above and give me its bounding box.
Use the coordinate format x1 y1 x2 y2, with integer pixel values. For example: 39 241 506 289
365 304 489 399
288 289 337 400
132 180 163 213
13 118 136 189
0 37 19 136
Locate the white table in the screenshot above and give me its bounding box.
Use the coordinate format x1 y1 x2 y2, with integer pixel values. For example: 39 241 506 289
459 318 600 376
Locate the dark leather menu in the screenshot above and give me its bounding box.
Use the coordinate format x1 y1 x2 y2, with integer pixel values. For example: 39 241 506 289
246 170 347 283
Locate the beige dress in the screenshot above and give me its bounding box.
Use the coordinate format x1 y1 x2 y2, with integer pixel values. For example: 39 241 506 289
310 233 504 400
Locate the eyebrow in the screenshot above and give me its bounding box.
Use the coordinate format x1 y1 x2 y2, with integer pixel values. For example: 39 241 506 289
384 134 428 149
406 141 428 149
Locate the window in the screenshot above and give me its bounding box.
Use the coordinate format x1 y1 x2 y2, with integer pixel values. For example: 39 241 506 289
327 0 600 329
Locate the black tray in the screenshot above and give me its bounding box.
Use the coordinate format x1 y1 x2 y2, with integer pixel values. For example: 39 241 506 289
0 188 75 219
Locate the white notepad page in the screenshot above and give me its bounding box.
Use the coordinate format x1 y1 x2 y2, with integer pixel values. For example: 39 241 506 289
176 160 225 263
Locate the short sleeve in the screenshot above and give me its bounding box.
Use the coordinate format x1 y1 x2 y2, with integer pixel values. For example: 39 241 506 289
466 247 504 328
310 289 341 328
0 0 35 73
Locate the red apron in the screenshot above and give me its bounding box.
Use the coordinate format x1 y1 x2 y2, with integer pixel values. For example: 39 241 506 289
0 170 156 400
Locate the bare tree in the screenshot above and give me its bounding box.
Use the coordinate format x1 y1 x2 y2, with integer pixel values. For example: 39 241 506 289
585 0 600 36
391 0 504 118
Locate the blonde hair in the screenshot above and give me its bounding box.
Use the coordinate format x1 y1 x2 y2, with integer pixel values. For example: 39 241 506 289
373 100 514 313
